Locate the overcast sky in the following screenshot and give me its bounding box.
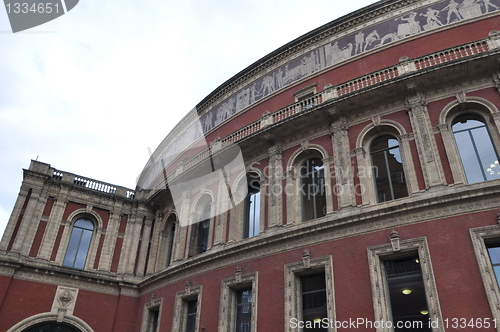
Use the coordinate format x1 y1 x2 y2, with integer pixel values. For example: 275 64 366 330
0 0 379 238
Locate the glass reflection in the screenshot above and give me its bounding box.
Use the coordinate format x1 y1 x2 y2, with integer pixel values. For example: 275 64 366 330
453 116 500 183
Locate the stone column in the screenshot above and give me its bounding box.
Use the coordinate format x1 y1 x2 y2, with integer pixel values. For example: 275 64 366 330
0 186 32 253
118 211 142 274
97 208 122 271
11 185 45 256
213 177 229 246
175 193 191 260
353 147 374 205
330 120 355 209
135 215 153 276
437 123 467 184
267 145 283 227
37 193 68 261
406 95 446 188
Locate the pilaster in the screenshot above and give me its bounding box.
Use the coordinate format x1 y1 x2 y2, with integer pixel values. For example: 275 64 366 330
330 120 355 209
37 194 68 261
11 185 44 254
406 92 446 188
267 145 283 227
98 209 121 271
0 186 31 252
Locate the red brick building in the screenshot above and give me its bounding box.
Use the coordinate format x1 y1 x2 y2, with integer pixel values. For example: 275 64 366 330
2 0 500 331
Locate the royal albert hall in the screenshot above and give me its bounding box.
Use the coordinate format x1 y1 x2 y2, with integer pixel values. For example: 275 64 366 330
3 0 500 331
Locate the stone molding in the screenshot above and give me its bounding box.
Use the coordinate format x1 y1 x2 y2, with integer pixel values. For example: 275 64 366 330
470 225 500 332
218 269 258 332
367 236 444 332
171 283 202 332
284 254 335 332
6 312 94 332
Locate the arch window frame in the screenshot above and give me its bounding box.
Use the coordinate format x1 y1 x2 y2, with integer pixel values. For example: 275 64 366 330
451 113 500 183
438 97 500 185
188 194 213 257
300 157 327 221
355 121 418 205
285 147 334 224
370 135 408 203
243 173 261 239
62 217 95 270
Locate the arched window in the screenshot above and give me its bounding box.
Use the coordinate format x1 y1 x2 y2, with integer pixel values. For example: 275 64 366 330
165 214 177 267
23 323 79 332
370 135 408 202
189 194 211 256
244 173 260 238
452 114 500 183
63 218 94 269
300 157 326 221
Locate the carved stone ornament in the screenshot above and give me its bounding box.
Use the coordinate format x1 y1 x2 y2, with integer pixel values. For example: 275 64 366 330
185 279 192 295
57 290 73 308
390 230 400 251
302 249 312 268
496 210 500 224
51 286 79 317
455 91 467 104
235 266 243 283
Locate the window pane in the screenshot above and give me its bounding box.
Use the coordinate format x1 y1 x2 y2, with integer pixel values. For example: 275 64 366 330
74 218 94 230
471 127 500 181
371 136 408 202
73 229 92 269
63 219 94 269
248 192 260 238
386 256 431 331
186 300 197 332
301 272 327 332
62 228 82 267
198 220 209 253
301 158 326 221
453 116 500 183
488 246 500 289
236 290 252 332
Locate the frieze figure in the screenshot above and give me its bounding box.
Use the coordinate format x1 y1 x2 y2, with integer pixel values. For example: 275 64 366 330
443 0 463 23
421 7 443 30
395 12 422 37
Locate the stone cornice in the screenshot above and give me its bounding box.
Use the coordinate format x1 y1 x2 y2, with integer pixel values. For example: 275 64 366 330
0 256 140 297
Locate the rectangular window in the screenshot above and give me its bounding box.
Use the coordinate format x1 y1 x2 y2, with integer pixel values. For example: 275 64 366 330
172 285 201 332
385 256 430 331
471 227 500 325
487 245 500 287
284 255 335 332
140 298 162 332
301 272 327 331
148 308 159 332
368 237 445 332
185 300 197 332
219 271 257 332
235 289 252 332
